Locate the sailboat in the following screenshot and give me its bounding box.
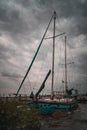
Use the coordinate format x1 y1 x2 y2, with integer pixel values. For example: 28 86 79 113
16 11 78 115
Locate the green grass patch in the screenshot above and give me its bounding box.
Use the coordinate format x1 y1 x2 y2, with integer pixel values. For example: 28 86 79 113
0 102 41 130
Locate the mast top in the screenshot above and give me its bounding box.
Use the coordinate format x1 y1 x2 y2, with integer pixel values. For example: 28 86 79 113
54 11 56 19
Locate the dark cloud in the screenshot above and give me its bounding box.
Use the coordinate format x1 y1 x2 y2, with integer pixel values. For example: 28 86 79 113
77 18 87 35
0 0 87 94
0 71 23 84
78 53 87 73
1 71 22 78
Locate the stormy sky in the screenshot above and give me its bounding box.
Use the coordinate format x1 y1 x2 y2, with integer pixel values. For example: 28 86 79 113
0 0 87 96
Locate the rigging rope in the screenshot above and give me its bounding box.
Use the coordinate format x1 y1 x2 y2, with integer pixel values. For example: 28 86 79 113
16 13 54 96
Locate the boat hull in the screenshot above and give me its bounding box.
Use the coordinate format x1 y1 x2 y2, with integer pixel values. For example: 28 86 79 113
28 100 78 115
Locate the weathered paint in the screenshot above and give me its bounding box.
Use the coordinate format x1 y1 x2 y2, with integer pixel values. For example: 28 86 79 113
28 100 78 115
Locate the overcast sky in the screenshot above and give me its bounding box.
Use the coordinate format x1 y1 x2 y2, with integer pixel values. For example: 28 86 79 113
0 0 87 96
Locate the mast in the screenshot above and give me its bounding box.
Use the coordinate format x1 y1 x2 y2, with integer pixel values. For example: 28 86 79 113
65 36 68 94
51 11 56 98
16 14 53 96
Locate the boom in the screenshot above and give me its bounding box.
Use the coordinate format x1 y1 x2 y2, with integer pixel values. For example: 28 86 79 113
35 70 51 97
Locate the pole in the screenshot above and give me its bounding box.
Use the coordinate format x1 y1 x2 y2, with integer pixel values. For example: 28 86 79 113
51 11 56 99
65 36 68 94
16 14 53 96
